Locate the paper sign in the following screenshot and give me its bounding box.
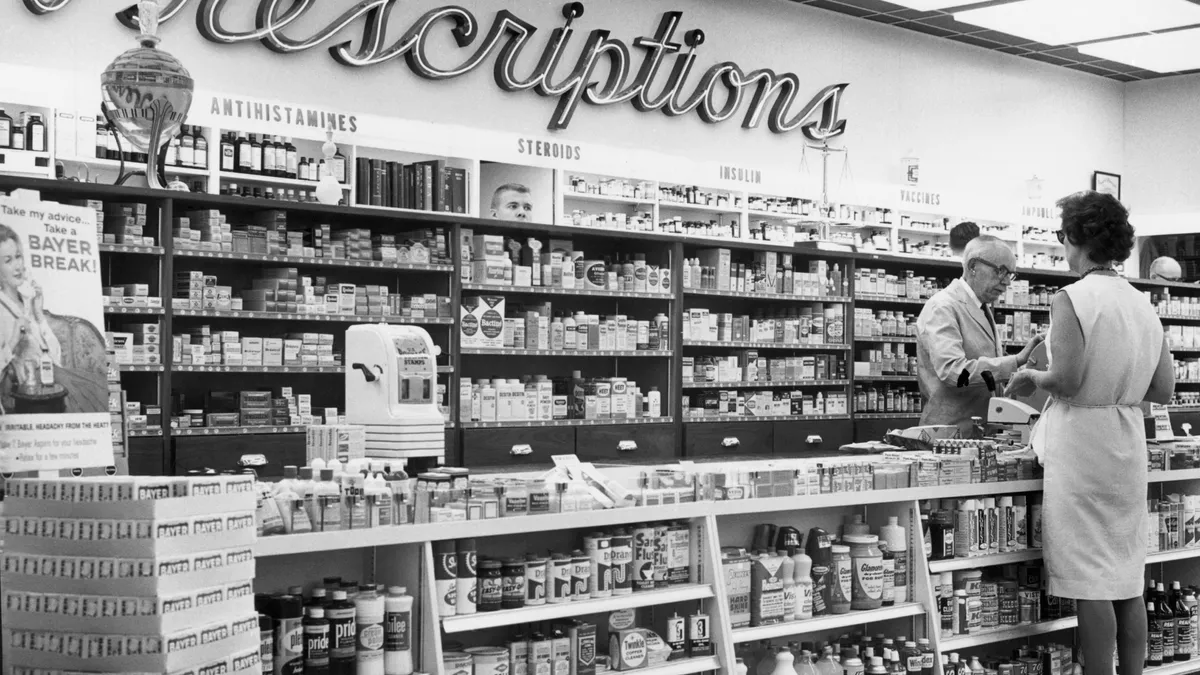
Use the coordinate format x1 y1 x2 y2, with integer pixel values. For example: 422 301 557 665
1151 403 1175 441
0 193 114 472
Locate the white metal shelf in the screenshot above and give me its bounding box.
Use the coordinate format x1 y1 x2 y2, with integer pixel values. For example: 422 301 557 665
460 417 672 429
460 348 671 357
683 288 851 303
684 414 850 423
1149 469 1200 483
104 306 164 315
441 584 713 634
681 379 849 390
731 603 925 643
939 617 1077 651
1148 547 1200 564
254 503 707 557
117 364 163 372
174 365 345 374
174 249 452 271
635 657 722 675
99 243 163 255
172 309 452 324
658 199 741 216
857 375 918 382
855 336 916 344
854 412 922 419
708 480 1044 516
1145 659 1200 675
928 550 1043 573
682 340 849 351
461 283 670 299
220 171 349 190
562 190 652 206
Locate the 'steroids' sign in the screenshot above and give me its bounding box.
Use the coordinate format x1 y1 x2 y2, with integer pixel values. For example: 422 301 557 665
24 0 850 139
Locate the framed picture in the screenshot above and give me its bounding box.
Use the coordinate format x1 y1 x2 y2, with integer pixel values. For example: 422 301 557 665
1092 171 1121 199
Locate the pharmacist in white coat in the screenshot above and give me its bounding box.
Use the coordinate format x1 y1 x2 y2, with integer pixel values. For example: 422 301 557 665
915 236 1043 431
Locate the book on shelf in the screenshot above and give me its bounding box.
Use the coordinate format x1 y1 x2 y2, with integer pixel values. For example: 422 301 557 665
357 155 468 213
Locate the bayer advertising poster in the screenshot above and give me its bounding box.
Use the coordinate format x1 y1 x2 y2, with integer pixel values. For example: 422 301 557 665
0 194 113 473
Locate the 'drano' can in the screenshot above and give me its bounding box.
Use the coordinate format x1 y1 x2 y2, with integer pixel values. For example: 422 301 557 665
570 550 589 601
583 534 612 598
548 554 572 604
610 530 633 596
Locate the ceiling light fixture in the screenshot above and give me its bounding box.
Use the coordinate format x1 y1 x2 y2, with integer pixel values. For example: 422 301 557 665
1079 28 1200 73
955 0 1200 46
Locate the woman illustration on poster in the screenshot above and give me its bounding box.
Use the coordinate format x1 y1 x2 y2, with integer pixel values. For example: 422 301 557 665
0 224 108 415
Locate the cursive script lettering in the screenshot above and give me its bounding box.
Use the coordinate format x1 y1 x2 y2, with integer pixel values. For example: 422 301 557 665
34 0 851 137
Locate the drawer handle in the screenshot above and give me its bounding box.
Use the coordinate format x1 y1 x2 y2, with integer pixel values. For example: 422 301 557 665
806 435 823 445
239 454 267 467
510 444 533 456
722 437 740 448
618 440 638 452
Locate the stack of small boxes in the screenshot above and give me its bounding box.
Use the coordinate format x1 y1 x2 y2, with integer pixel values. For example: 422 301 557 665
102 282 163 311
174 386 321 429
173 326 340 368
173 208 230 250
173 270 235 312
106 322 161 366
69 199 154 247
1 475 261 674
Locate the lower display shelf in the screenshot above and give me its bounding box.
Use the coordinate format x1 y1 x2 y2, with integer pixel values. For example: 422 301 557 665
1149 469 1200 482
854 412 921 420
938 616 1077 651
928 550 1043 573
441 584 714 634
684 414 850 423
1147 660 1200 675
1148 547 1200 564
634 657 722 675
173 425 308 436
731 603 925 643
682 379 849 389
460 417 672 429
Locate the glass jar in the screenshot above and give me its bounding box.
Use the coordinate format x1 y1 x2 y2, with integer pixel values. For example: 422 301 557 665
844 534 883 611
829 544 852 614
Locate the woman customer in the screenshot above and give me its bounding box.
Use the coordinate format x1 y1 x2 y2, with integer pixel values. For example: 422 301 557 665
1006 191 1174 675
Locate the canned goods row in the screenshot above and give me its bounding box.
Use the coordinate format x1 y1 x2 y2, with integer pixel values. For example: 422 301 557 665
433 523 694 617
932 564 1075 638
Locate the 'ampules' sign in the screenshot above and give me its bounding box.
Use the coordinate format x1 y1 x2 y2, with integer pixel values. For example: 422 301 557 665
23 0 850 139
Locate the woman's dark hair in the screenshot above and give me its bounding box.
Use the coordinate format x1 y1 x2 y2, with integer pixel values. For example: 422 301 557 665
1056 190 1134 264
950 222 980 253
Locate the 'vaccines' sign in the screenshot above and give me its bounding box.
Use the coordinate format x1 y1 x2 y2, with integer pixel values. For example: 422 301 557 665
24 1 850 139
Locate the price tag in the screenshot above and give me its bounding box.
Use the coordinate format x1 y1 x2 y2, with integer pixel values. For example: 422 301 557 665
1151 403 1175 440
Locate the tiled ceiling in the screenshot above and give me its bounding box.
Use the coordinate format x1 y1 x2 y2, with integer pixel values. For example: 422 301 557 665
793 0 1200 81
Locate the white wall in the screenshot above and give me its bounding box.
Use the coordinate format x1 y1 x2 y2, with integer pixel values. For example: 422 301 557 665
0 0 1125 209
1124 75 1200 230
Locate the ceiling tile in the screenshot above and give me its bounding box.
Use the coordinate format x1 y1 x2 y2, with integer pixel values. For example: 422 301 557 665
1107 73 1139 82
917 14 983 32
1066 63 1121 77
1040 47 1092 62
898 20 958 37
1085 58 1145 74
885 8 943 20
834 0 909 12
1023 52 1074 66
864 13 907 23
965 29 1032 46
1128 69 1173 79
807 0 878 17
946 33 1007 48
996 45 1030 54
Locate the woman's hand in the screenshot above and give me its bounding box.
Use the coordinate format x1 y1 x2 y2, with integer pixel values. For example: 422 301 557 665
1005 369 1038 398
29 280 44 321
1016 333 1045 367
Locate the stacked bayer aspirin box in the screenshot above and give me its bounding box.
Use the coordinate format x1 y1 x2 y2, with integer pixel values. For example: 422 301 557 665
1 474 262 675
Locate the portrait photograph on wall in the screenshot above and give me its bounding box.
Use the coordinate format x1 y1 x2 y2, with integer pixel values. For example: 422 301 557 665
478 161 555 224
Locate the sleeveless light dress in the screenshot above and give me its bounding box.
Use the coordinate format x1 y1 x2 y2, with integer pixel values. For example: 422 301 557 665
1038 275 1162 600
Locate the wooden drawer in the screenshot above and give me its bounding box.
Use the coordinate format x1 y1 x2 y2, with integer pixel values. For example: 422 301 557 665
575 423 677 464
172 433 305 477
773 419 854 457
684 421 773 458
461 426 575 469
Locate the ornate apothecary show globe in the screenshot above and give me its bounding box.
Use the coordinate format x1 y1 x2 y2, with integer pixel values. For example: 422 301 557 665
100 0 194 189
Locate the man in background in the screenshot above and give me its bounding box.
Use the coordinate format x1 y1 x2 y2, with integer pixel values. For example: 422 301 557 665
1150 256 1184 282
490 183 533 221
916 235 1043 431
950 221 980 257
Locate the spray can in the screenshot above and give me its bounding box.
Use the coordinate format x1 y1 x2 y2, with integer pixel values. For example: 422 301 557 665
303 607 331 675
632 525 657 592
433 541 458 617
273 595 304 675
456 538 477 615
384 587 413 675
327 590 357 675
688 612 714 657
611 530 634 596
665 613 686 660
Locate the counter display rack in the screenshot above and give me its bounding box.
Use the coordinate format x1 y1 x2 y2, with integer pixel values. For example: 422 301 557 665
8 175 1200 474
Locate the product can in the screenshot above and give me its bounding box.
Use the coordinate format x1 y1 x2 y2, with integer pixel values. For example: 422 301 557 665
548 554 573 604
953 590 969 635
665 613 686 660
501 559 525 610
610 531 634 596
829 544 852 614
524 557 547 606
508 637 529 675
479 559 503 612
1018 589 1040 624
466 646 509 675
632 525 657 592
570 551 589 600
443 651 473 675
844 534 884 611
688 612 714 657
666 522 691 585
583 534 612 598
998 580 1019 626
653 524 670 588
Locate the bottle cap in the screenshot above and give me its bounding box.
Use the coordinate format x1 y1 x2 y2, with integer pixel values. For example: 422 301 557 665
309 607 325 618
332 590 347 600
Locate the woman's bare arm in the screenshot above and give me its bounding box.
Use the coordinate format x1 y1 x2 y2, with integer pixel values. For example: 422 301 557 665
1030 291 1086 399
1144 335 1176 405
